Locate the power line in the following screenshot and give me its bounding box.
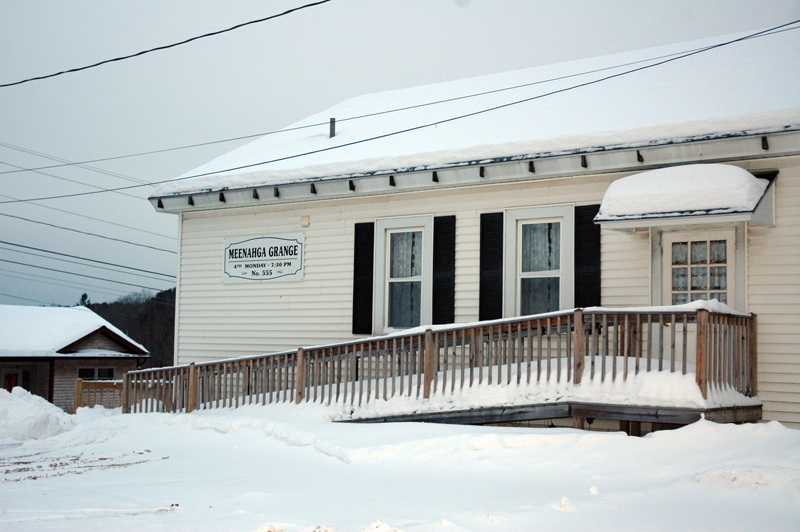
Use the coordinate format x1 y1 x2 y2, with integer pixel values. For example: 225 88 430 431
0 159 147 202
0 258 173 291
0 193 176 240
0 292 50 305
0 212 176 254
0 241 175 278
0 245 175 283
0 267 175 306
2 21 798 206
0 33 772 176
2 25 796 178
0 0 334 88
0 141 149 185
0 269 130 298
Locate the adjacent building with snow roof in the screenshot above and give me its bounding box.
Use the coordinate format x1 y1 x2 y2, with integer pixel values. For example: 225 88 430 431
0 305 149 412
150 28 800 427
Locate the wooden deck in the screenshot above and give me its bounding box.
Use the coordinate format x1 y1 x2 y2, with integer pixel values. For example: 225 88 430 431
121 306 761 430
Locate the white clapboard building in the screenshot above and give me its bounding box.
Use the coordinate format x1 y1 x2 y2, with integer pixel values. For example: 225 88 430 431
150 29 800 427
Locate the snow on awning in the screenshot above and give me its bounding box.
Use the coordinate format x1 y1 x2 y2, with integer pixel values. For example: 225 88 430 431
595 164 774 230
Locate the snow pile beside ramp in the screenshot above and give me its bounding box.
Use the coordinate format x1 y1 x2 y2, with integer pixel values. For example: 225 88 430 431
0 387 76 441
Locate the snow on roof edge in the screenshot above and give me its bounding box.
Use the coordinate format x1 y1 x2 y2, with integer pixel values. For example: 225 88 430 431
151 119 800 199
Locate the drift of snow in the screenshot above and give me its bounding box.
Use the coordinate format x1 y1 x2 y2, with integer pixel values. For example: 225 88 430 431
2 389 799 532
152 28 800 197
0 388 117 441
595 164 769 220
0 388 75 441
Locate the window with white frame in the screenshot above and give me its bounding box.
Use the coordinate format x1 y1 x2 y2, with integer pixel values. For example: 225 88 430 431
661 229 736 307
374 216 433 331
504 205 574 316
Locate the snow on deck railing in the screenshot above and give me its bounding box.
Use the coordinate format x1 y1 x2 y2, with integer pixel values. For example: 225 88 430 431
121 305 757 415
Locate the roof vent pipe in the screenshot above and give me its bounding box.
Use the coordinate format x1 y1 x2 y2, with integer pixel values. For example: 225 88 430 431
330 117 335 138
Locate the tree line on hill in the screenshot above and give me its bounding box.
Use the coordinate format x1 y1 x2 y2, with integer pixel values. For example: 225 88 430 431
84 289 175 369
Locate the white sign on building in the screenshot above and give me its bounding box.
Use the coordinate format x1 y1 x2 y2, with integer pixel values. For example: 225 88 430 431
223 234 304 282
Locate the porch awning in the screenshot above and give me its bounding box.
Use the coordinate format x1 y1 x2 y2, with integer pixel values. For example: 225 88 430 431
595 164 774 230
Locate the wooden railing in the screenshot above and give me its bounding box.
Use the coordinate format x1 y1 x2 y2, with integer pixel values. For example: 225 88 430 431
74 378 125 411
122 308 757 414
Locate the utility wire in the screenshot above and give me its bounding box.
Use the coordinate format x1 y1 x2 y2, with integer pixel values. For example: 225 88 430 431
1 267 176 305
0 141 149 184
0 212 176 254
0 292 50 305
0 159 147 201
2 21 798 206
0 245 175 283
1 25 795 176
0 193 176 240
0 258 173 291
0 241 175 278
0 0 334 88
0 269 130 298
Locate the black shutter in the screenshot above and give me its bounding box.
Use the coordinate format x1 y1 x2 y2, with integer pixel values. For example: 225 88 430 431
574 205 601 308
432 215 456 325
352 222 374 334
479 212 504 321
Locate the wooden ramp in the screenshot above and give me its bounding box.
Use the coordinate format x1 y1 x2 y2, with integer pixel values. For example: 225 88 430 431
122 306 761 431
347 402 762 426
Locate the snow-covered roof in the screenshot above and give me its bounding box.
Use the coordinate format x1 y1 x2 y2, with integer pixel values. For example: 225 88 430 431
153 28 800 198
595 164 770 222
0 305 148 358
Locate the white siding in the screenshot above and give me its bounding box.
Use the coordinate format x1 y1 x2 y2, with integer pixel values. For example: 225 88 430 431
747 156 800 428
600 229 651 307
176 174 611 363
174 156 800 428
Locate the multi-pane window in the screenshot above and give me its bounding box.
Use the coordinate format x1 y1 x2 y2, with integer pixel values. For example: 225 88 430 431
669 237 730 305
504 205 574 317
519 222 561 314
387 230 422 328
374 216 433 332
78 367 115 381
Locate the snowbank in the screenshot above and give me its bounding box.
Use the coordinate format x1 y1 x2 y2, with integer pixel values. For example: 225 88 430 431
0 387 117 442
1 398 798 531
0 388 75 441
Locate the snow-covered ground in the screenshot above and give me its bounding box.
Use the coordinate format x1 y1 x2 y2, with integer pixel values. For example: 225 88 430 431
1 387 798 532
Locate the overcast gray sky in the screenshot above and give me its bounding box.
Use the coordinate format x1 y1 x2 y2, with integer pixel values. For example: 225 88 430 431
1 0 799 307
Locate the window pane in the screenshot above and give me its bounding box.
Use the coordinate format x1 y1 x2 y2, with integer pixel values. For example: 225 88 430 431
78 368 95 380
710 292 727 304
520 277 560 315
389 231 422 279
710 240 727 264
388 281 421 328
672 293 689 305
709 266 727 290
691 267 708 291
691 241 708 264
672 242 688 265
691 293 709 302
672 267 688 291
97 368 115 380
521 223 560 273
